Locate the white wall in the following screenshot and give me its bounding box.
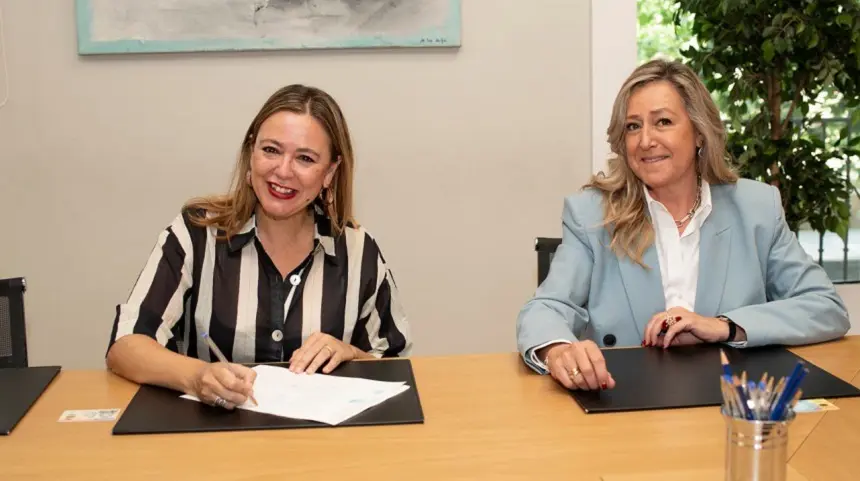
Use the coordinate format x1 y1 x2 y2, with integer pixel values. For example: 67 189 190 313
836 285 860 334
590 0 638 173
0 0 593 368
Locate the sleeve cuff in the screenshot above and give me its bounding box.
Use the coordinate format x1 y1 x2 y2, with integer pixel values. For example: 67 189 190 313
526 339 573 374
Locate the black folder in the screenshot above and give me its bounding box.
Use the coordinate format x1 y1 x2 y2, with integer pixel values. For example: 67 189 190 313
113 358 424 435
571 344 860 413
0 366 61 434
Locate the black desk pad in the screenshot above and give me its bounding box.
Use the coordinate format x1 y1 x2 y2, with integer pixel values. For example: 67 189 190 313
112 359 424 435
571 344 860 413
0 366 61 434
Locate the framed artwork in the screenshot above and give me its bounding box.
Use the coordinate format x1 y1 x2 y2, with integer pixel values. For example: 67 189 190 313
75 0 461 54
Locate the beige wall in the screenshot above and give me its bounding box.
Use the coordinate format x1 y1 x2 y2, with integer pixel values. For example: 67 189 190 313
0 0 593 368
836 286 860 335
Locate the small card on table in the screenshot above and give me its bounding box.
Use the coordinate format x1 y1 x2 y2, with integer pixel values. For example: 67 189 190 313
58 409 121 422
793 398 840 413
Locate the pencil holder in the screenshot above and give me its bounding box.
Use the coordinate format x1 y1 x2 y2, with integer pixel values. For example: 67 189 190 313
722 407 795 481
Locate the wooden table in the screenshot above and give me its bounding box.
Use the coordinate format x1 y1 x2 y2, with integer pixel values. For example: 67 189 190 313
2 337 859 481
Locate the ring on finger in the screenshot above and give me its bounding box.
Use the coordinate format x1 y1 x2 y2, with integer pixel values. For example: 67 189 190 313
213 396 228 408
322 345 333 356
569 366 582 379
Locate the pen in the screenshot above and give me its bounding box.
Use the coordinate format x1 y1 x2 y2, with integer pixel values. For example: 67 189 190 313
719 357 810 421
201 332 258 407
734 377 753 420
719 349 734 381
770 363 808 421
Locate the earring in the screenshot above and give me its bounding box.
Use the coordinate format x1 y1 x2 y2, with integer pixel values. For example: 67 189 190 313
696 146 703 158
318 187 334 205
318 187 337 221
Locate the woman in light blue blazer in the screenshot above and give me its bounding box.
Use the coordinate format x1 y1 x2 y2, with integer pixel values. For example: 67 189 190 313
516 59 849 392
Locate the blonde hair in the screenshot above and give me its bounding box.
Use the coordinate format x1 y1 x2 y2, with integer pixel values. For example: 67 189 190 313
185 84 356 238
585 59 738 266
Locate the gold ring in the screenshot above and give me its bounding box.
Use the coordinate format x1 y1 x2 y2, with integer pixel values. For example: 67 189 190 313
322 345 333 355
569 367 582 378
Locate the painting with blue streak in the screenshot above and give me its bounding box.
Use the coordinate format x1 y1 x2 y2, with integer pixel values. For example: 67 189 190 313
75 0 461 54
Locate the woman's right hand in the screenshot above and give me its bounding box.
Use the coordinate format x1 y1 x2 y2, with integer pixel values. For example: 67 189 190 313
542 341 615 391
188 362 257 410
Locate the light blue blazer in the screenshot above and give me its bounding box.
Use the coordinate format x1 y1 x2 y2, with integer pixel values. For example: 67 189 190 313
516 179 850 373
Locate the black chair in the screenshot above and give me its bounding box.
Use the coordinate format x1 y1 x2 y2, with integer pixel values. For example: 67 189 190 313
535 237 561 286
0 277 28 368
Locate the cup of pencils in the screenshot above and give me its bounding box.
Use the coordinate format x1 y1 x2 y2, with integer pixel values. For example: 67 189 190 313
719 349 808 481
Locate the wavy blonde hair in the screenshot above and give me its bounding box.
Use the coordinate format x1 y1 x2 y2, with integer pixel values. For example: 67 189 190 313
585 59 738 266
185 84 356 238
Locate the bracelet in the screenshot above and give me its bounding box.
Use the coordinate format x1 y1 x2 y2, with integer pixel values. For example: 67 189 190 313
716 315 736 342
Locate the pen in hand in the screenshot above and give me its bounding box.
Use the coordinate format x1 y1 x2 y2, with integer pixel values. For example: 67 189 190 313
201 332 258 407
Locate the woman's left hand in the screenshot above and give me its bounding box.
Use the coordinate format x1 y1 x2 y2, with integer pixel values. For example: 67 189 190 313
289 333 358 374
643 307 731 349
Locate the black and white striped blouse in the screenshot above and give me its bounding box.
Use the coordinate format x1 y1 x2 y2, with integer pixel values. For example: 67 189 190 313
108 205 411 363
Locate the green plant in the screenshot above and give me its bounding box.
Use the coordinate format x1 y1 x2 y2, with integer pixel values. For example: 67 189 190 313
638 0 696 64
671 0 860 237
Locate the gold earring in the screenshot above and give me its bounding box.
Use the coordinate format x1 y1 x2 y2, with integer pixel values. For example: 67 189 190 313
319 187 334 205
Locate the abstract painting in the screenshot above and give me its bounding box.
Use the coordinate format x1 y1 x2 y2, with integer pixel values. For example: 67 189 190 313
75 0 461 54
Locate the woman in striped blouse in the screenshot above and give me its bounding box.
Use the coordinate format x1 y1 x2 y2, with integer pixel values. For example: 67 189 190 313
106 85 411 410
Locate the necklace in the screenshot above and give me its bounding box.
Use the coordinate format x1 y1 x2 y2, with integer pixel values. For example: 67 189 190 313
673 181 702 227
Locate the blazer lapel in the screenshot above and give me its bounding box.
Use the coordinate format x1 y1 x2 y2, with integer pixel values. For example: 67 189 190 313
617 244 666 338
694 186 733 316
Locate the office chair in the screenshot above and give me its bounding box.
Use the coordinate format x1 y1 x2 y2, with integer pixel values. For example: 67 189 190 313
534 237 561 286
0 277 28 368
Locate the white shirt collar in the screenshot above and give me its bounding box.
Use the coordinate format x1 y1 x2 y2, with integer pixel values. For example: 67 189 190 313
643 180 713 225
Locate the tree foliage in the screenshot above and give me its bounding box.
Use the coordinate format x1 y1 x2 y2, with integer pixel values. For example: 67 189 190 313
677 0 860 236
637 0 695 64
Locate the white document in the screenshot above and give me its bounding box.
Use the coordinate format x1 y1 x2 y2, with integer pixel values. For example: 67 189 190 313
180 365 410 425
